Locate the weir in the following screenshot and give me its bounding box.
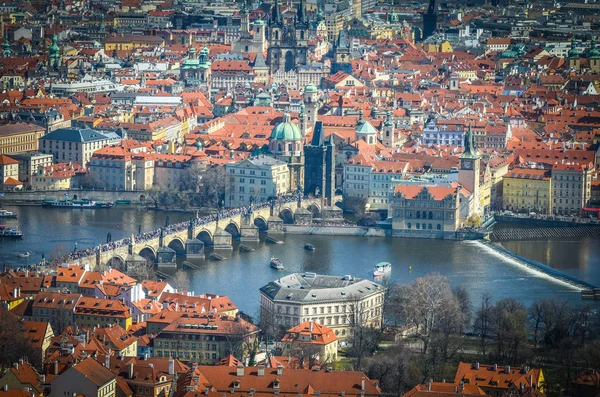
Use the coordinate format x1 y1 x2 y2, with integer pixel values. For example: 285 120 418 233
475 240 596 291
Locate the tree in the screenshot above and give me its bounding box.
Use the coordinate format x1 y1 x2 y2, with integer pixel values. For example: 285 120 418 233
474 293 493 356
225 319 259 365
49 244 71 267
466 214 481 227
452 286 472 333
171 270 189 292
126 260 156 282
346 296 382 369
0 309 40 372
490 298 528 362
399 273 455 355
365 344 421 397
80 172 103 189
290 342 324 369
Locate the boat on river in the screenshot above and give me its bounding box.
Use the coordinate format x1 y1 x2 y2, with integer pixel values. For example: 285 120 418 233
304 243 315 251
0 209 17 218
17 252 30 258
0 225 23 238
42 198 114 209
373 262 392 277
270 257 284 270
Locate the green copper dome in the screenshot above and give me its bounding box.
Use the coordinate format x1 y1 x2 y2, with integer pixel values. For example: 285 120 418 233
589 37 599 59
389 9 399 23
270 113 302 141
568 38 580 59
304 82 317 93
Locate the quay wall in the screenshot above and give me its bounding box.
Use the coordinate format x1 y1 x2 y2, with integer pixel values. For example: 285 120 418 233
0 190 148 204
495 215 600 228
284 225 387 237
477 240 596 291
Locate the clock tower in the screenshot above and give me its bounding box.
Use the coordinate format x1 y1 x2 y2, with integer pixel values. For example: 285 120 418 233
458 126 481 215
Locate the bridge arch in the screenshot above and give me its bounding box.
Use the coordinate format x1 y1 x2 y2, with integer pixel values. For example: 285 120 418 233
107 255 125 271
139 246 157 263
307 204 321 219
196 229 213 247
167 238 186 255
254 216 268 231
225 221 241 239
279 208 294 224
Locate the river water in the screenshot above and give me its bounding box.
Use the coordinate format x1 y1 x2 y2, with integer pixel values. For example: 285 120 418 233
1 205 598 317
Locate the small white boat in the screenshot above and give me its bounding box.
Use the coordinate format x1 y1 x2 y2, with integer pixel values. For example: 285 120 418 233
373 262 392 277
0 209 17 218
270 257 284 270
17 252 30 258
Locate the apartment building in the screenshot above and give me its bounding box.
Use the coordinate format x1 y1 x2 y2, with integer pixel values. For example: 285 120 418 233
29 292 81 333
551 163 593 215
0 123 45 155
225 155 290 208
281 321 339 363
51 357 116 397
88 147 154 191
150 312 259 364
9 152 53 188
260 273 385 339
39 128 110 168
502 168 552 214
74 297 133 330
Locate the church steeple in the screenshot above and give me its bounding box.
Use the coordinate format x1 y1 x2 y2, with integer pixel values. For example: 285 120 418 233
271 0 282 26
460 125 479 159
297 0 306 25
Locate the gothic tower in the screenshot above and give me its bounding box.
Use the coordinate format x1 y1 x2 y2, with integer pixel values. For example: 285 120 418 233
304 121 335 206
458 126 481 216
568 38 580 70
382 110 395 147
422 0 438 40
589 36 599 73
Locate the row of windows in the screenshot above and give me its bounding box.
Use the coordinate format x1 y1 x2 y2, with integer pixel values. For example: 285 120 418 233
407 223 442 230
156 341 218 350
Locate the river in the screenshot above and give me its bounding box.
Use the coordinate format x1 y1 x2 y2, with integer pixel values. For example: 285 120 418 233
1 205 598 317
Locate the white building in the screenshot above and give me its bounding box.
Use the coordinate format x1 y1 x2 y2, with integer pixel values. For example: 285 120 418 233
260 272 385 339
39 128 110 168
422 119 465 147
225 155 290 208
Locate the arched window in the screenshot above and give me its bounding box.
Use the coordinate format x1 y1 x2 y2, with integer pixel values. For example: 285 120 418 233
429 211 433 219
278 143 282 152
422 223 426 229
416 211 421 219
428 223 432 230
275 31 279 40
407 223 411 229
437 224 441 230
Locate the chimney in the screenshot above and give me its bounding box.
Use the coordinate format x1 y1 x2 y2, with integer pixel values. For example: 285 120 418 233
276 364 283 376
257 365 265 377
493 364 497 371
361 377 365 397
237 364 244 377
105 355 110 369
40 375 45 384
505 365 510 374
309 322 313 333
54 361 59 375
13 288 18 298
2 386 7 392
529 374 533 388
128 363 134 379
426 381 431 392
169 358 175 376
13 362 18 370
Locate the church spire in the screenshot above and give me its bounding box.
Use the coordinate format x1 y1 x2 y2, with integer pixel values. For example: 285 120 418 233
271 0 282 25
461 124 479 159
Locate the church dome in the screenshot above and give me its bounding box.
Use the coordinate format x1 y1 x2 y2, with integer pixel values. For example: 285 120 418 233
304 82 317 93
270 113 302 141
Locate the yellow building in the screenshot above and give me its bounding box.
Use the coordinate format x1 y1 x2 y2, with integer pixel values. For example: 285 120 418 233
104 34 164 52
424 41 453 53
0 283 25 310
31 162 84 191
502 168 552 214
0 123 46 155
74 297 133 330
479 165 492 214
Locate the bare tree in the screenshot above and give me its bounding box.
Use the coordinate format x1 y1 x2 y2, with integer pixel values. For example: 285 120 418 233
399 273 454 355
225 319 259 365
365 344 421 397
0 309 40 372
474 293 493 356
49 244 71 266
346 295 381 369
289 342 324 369
126 260 156 282
171 270 189 292
490 298 528 363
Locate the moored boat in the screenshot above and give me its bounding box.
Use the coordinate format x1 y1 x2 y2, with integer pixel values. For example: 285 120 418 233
42 198 114 208
373 262 392 277
0 225 23 238
304 243 315 251
0 209 17 218
270 257 284 270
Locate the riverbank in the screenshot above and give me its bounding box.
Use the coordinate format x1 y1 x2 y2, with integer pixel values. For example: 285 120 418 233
284 225 387 236
475 240 596 292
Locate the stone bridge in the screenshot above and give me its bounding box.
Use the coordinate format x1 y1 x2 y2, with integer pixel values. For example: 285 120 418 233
75 197 342 271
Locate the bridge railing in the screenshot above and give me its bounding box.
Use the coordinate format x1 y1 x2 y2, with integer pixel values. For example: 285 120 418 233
68 195 308 262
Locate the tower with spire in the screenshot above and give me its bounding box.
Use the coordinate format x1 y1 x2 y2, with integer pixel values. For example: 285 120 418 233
589 36 599 72
568 37 580 70
266 0 308 73
48 35 61 72
3 40 11 58
458 125 481 217
304 121 335 207
382 110 395 147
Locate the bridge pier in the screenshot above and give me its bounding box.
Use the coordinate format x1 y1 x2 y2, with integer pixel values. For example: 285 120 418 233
213 227 233 250
267 216 284 234
321 206 344 223
185 238 205 259
156 246 177 268
240 223 260 242
294 207 312 225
